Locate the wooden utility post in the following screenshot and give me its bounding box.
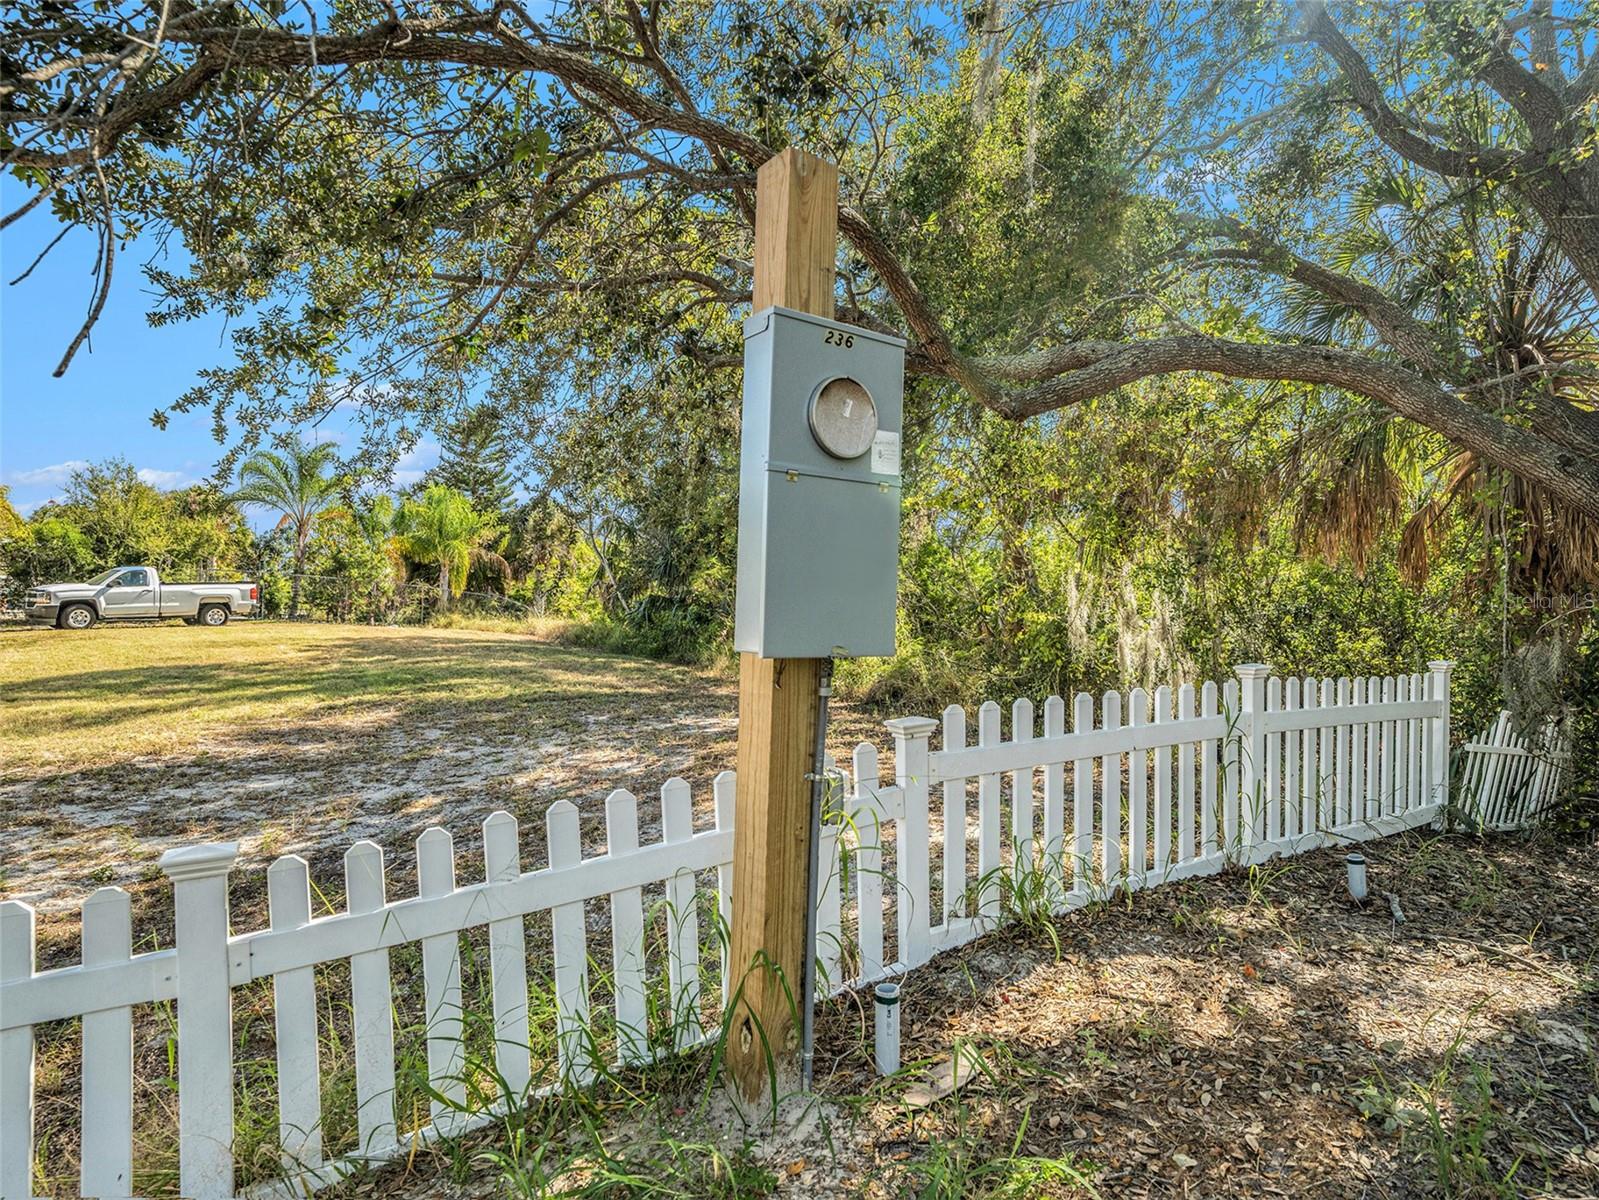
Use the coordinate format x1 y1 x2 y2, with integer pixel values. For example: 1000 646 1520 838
727 148 838 1104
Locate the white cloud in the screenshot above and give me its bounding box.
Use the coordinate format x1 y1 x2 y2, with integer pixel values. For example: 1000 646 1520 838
8 460 87 486
392 438 441 487
4 462 198 491
136 467 196 489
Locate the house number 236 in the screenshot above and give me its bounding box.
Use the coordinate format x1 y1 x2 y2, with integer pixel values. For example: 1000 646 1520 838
823 330 855 348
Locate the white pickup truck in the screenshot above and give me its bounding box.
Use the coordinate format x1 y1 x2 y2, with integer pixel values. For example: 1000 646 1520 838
26 566 259 629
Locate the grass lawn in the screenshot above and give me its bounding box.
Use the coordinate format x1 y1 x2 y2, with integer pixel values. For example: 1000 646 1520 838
1 618 710 774
1 620 757 916
1 618 883 920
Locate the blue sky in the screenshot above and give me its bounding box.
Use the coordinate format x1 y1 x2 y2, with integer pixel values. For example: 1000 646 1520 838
1 186 439 522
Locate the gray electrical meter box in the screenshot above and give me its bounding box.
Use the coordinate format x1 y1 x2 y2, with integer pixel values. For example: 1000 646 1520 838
735 305 906 658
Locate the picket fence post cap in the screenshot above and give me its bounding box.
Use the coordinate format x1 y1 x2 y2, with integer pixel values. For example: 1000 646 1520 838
884 716 940 738
1427 660 1456 672
1233 663 1272 679
159 842 240 882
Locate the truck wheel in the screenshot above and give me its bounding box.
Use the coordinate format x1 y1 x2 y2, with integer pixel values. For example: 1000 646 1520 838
198 604 230 627
58 604 97 630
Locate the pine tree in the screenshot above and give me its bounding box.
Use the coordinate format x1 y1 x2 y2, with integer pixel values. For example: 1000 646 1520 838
426 405 515 515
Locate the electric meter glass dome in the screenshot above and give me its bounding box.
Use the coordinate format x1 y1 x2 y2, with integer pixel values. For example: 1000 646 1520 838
807 377 878 459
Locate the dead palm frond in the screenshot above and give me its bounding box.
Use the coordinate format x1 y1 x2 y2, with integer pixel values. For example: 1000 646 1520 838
1283 192 1599 592
1290 405 1408 575
1404 452 1599 593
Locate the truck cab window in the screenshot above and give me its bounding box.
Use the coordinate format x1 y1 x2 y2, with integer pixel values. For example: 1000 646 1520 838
113 570 148 588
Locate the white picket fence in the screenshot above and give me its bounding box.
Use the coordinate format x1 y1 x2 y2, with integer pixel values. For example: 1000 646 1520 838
818 661 1455 989
1 786 736 1200
1457 710 1570 830
1 660 1458 1200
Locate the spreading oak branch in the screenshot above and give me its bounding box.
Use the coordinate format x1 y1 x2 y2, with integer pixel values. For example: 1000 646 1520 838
6 2 1599 518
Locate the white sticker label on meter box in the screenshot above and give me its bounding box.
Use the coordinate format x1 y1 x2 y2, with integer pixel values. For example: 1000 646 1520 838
871 430 901 475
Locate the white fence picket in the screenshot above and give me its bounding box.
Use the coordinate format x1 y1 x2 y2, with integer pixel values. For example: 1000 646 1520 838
162 843 236 1200
1505 723 1535 824
547 800 592 1080
976 702 1003 924
1221 678 1240 855
1153 686 1173 878
345 840 397 1158
1397 675 1413 817
1281 677 1299 840
661 778 701 1048
418 827 466 1125
1484 713 1514 824
1407 674 1422 810
1522 735 1548 825
1334 677 1351 826
1299 679 1318 837
889 718 936 970
1043 696 1067 904
482 811 532 1098
80 886 135 1198
1072 692 1095 894
1347 677 1365 824
1364 676 1382 822
1200 681 1219 857
815 818 843 995
1318 678 1334 831
1401 674 1417 813
267 858 323 1174
1407 676 1425 817
603 792 648 1064
941 704 967 922
1237 667 1268 855
852 743 885 982
1492 726 1511 821
1101 690 1123 888
1481 715 1510 825
1429 663 1454 810
1177 684 1196 864
1265 675 1283 843
1 901 35 1200
713 770 735 1007
1127 688 1148 888
1010 698 1036 890
1380 676 1397 818
1479 719 1506 825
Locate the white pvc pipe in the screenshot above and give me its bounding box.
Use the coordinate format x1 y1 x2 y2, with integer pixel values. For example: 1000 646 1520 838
1346 852 1368 903
874 982 901 1076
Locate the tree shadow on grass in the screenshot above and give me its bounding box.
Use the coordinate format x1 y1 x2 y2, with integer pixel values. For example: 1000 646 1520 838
5 627 727 750
5 628 742 930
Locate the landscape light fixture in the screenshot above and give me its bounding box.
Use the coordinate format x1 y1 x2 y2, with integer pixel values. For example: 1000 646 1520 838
874 982 901 1076
1346 852 1368 904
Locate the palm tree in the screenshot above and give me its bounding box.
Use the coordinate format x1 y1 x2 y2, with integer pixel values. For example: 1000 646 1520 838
231 438 342 618
395 485 501 612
